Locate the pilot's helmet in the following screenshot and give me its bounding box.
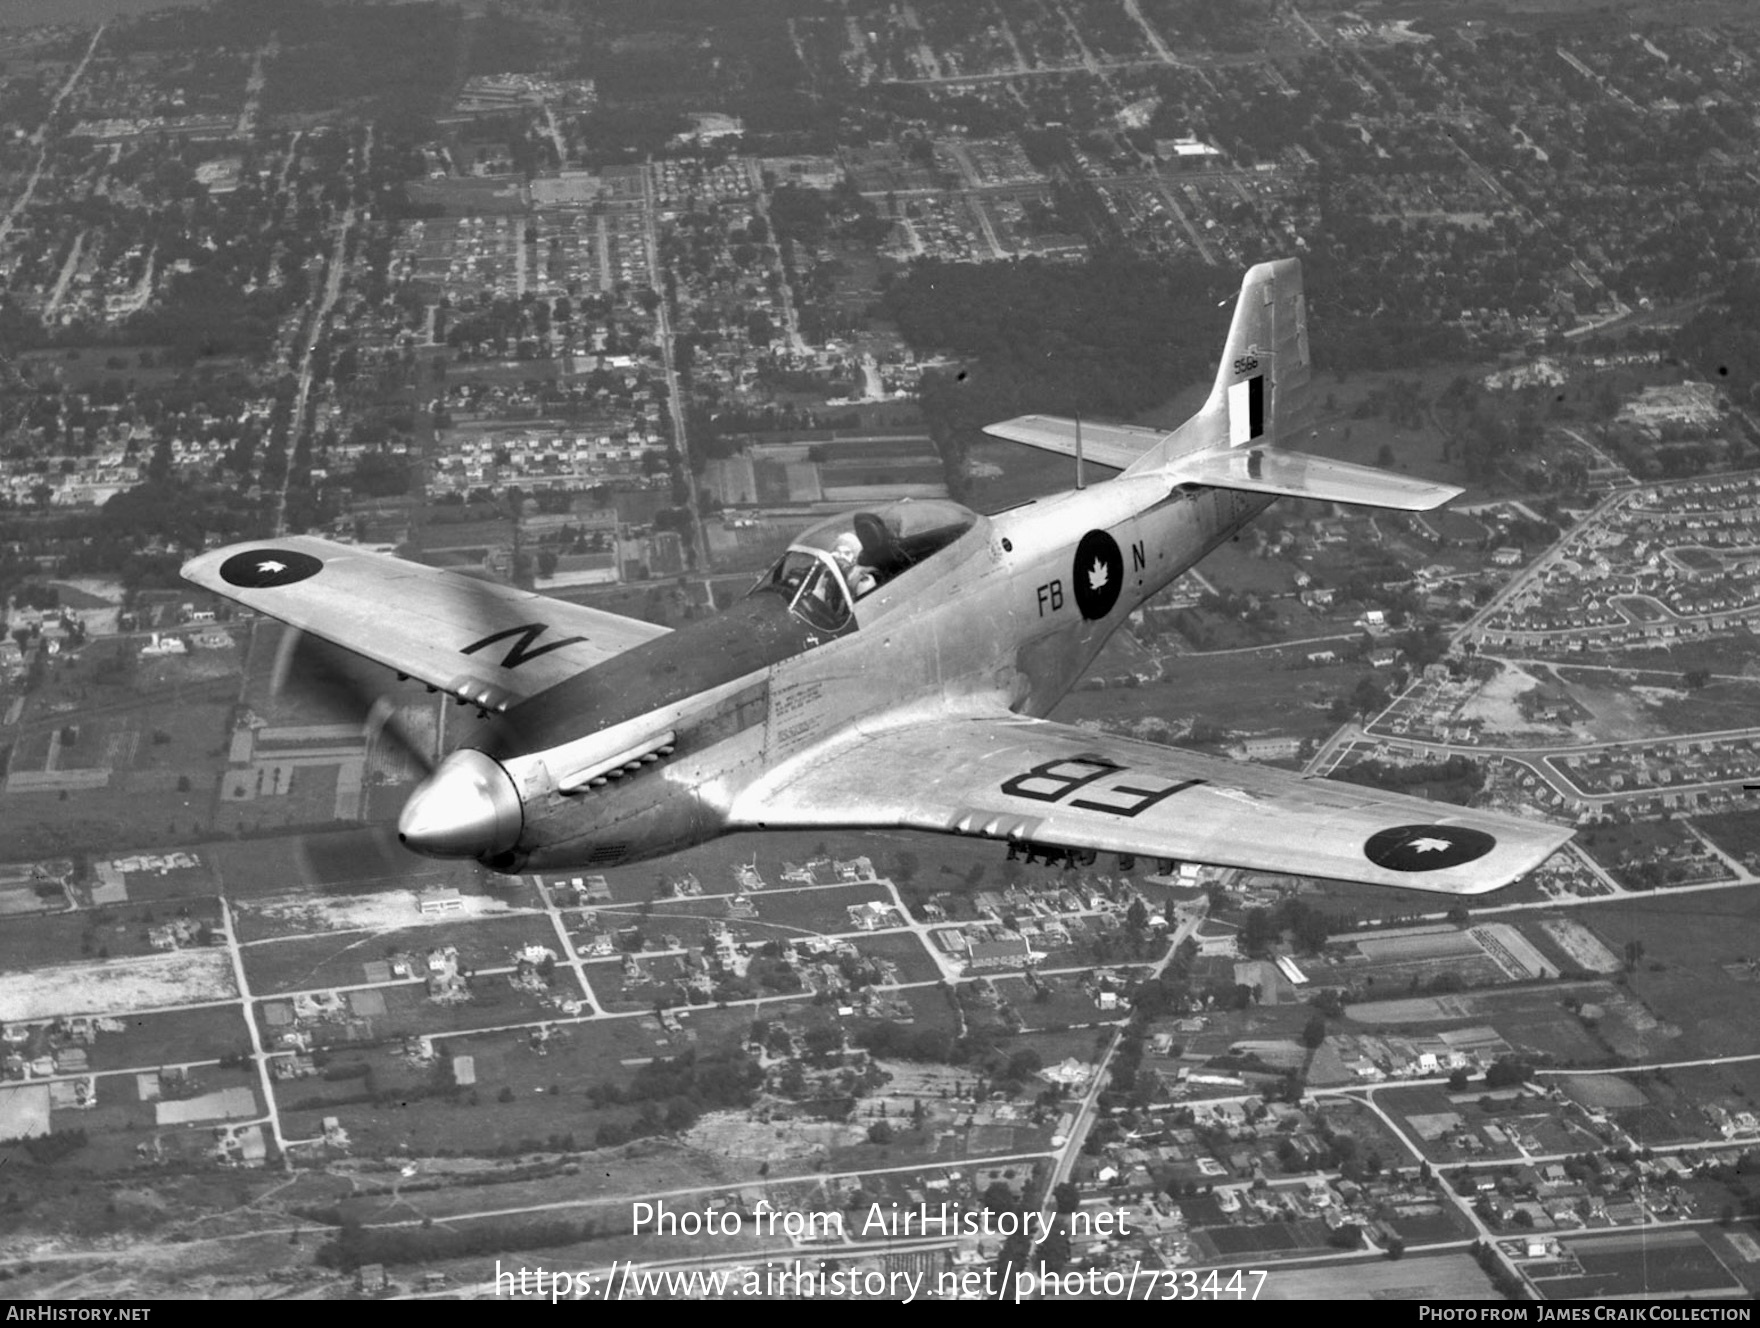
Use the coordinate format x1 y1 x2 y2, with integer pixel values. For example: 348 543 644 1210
833 532 862 566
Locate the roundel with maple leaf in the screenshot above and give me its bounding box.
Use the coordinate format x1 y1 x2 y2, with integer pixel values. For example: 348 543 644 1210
218 548 324 588
1072 529 1124 621
1363 824 1497 872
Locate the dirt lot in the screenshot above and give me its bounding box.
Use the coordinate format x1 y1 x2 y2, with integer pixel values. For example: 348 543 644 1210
0 950 236 1021
234 886 534 943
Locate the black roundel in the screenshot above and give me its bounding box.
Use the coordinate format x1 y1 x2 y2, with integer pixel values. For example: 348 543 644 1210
1364 824 1497 873
218 548 324 589
1072 530 1124 621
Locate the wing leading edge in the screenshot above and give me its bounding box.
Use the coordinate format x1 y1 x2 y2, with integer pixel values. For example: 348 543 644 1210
182 536 669 709
732 714 1572 895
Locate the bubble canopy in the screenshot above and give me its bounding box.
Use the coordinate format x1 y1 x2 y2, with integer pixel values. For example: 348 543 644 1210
748 498 984 632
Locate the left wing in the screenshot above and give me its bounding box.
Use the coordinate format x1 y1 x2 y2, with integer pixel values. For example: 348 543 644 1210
731 714 1571 895
182 536 668 711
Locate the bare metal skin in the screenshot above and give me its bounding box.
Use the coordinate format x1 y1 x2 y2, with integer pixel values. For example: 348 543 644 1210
186 262 1571 895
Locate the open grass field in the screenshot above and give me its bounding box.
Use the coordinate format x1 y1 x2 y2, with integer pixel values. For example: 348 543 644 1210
1573 889 1760 1058
279 1012 728 1160
1161 599 1343 653
1372 1083 1505 1163
1696 810 1760 868
1661 1059 1760 1111
211 763 345 836
584 881 901 941
555 826 988 914
4 779 224 863
1049 652 1371 749
1574 817 1711 873
85 1004 254 1071
1313 1097 1423 1168
1606 1070 1731 1146
1705 1223 1760 1294
683 997 818 1048
261 978 577 1045
241 913 560 995
1198 1218 1332 1260
1492 1005 1610 1064
1283 876 1476 928
580 954 693 1013
0 899 222 971
111 859 223 905
751 882 900 934
850 930 942 983
213 831 518 911
1647 680 1760 735
887 984 966 1036
989 973 1115 1032
1193 539 1303 597
1593 635 1760 676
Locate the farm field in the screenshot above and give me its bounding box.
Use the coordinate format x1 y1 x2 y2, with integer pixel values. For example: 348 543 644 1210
1536 1229 1746 1299
1345 980 1622 1065
1257 1253 1501 1300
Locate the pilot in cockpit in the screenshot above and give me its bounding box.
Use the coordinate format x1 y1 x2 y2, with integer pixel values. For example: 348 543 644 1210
832 532 878 599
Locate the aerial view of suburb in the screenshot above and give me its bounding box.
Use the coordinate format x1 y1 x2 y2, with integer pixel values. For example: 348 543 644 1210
2 0 1760 1303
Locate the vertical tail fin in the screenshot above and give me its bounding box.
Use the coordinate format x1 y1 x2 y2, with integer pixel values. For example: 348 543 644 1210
1124 258 1315 475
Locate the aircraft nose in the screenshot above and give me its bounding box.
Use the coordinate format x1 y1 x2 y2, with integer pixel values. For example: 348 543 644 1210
397 749 522 859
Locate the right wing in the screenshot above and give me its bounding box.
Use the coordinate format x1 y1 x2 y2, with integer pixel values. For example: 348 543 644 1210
733 712 1572 895
182 536 668 711
982 415 1167 471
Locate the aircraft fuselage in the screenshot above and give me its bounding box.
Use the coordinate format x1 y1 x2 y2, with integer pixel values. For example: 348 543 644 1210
477 475 1273 873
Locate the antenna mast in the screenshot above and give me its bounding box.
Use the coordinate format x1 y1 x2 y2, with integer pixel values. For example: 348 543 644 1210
1075 414 1085 491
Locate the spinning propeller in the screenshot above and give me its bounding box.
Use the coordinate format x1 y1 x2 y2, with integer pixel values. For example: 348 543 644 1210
266 621 521 872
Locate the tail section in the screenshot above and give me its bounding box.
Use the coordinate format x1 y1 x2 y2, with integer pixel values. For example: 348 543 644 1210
982 259 1461 511
1124 257 1313 475
1125 258 1461 512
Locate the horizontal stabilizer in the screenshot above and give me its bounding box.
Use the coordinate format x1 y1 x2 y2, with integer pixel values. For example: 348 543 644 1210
1167 445 1463 512
982 415 1166 472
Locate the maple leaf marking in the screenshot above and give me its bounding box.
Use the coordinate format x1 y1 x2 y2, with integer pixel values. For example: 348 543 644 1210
1088 558 1109 593
256 560 287 575
1408 836 1453 854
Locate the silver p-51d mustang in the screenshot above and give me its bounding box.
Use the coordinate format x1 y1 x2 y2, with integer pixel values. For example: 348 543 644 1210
184 259 1571 894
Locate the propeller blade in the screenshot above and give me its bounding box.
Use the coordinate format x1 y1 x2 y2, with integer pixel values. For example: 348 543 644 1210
267 625 439 774
291 823 416 893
